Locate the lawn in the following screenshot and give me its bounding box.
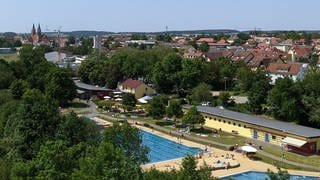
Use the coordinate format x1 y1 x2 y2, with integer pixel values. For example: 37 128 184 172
0 53 18 62
262 146 320 167
254 153 311 171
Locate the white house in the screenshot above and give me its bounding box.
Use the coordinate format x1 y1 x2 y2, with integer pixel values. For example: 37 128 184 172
267 62 308 84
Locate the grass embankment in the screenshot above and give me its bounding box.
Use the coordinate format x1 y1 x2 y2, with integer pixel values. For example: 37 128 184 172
0 53 18 62
262 146 320 167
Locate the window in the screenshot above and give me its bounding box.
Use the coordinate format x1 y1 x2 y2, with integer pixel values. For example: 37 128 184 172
209 117 212 120
223 120 226 123
238 124 241 127
214 118 216 120
218 119 221 122
205 116 208 118
272 135 276 140
233 123 236 126
228 121 231 124
244 125 247 128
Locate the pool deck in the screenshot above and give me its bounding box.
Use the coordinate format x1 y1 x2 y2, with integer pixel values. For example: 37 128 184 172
137 125 320 178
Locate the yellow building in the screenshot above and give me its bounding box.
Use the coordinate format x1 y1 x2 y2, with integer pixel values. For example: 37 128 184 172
118 79 155 99
185 106 320 155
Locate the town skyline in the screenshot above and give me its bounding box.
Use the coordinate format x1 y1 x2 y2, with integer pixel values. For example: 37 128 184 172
1 0 320 33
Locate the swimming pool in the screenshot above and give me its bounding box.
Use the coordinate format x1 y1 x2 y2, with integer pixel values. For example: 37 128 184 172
141 131 200 163
221 171 319 180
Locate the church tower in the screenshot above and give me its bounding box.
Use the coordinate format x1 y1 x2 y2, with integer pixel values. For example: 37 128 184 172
37 24 42 36
31 24 36 36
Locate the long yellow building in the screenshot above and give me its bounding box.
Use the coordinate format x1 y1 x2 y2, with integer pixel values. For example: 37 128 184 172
186 106 320 155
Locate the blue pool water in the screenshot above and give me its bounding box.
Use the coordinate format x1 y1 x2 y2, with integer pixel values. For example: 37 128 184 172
141 131 200 163
222 171 319 180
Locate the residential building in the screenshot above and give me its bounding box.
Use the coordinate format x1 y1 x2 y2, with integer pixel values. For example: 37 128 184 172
267 62 308 84
118 79 155 99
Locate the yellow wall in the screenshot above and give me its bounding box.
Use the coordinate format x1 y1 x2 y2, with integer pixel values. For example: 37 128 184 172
134 84 155 99
203 113 286 146
118 83 155 99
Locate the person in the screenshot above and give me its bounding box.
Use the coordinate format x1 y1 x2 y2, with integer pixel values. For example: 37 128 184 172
204 146 208 152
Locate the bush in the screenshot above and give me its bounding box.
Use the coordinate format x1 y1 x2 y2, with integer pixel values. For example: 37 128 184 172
228 145 235 151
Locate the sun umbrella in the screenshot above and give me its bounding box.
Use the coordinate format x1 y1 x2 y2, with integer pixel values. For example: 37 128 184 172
240 145 257 153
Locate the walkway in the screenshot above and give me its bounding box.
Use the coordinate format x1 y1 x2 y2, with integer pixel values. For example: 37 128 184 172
80 100 320 172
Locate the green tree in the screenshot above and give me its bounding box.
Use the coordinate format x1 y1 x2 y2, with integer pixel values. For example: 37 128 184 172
0 59 15 89
122 93 137 111
267 167 290 180
182 106 205 129
218 92 230 107
199 42 209 52
103 121 149 165
267 77 303 122
179 58 206 90
190 83 212 104
178 155 214 180
5 89 60 159
9 79 29 99
46 68 77 107
56 112 100 146
96 100 114 110
147 96 167 119
151 54 182 93
72 141 142 179
166 100 183 119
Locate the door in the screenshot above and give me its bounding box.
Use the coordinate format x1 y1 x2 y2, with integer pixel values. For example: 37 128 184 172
265 133 269 143
253 130 258 139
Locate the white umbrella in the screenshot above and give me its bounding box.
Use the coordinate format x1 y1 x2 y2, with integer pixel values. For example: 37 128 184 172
104 96 111 99
113 91 123 94
115 98 122 101
240 145 257 153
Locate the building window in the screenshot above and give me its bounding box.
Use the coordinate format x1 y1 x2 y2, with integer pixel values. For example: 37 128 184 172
233 122 236 126
214 118 216 120
272 135 276 140
244 125 247 128
223 120 226 123
218 119 221 122
228 121 231 124
238 124 241 127
205 116 207 118
209 117 212 120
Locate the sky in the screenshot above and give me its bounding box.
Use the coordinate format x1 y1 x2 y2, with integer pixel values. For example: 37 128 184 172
1 0 320 33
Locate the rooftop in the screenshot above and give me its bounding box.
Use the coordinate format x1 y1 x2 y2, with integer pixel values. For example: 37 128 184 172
184 105 320 138
120 79 144 88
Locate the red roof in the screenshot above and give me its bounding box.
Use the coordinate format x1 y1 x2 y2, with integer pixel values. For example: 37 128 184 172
121 79 143 88
267 63 302 75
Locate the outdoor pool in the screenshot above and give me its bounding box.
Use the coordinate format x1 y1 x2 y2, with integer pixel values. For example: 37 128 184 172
221 171 319 180
141 130 200 163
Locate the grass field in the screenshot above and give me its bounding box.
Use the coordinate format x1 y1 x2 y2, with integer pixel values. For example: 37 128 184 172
262 146 320 167
0 53 18 62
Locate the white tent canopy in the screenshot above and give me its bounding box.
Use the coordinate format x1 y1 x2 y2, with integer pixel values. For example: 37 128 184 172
104 96 111 99
240 145 257 153
282 137 307 147
138 96 153 104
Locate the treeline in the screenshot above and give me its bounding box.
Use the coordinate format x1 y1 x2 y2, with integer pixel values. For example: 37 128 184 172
0 37 22 48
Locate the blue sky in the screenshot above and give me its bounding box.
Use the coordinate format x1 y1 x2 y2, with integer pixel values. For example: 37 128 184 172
1 0 320 33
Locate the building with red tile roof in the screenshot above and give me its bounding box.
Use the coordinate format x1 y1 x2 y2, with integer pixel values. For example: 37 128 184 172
267 62 308 84
118 79 155 99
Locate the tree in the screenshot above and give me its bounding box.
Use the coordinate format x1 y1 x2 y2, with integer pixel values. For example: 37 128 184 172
96 100 114 111
5 89 60 159
103 121 149 165
9 79 29 99
178 155 214 180
147 96 167 119
166 100 183 119
179 59 206 90
267 167 290 180
56 112 100 146
218 92 230 107
190 83 212 104
199 42 209 52
182 106 205 129
151 54 182 93
45 68 77 107
72 141 142 179
122 93 137 111
156 34 172 42
267 77 303 122
0 59 15 89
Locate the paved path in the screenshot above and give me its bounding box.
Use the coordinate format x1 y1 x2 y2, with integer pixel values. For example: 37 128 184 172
80 100 320 172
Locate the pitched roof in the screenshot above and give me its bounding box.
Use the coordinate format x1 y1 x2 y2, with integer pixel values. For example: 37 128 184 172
267 63 302 75
197 38 216 43
184 105 320 138
121 79 143 88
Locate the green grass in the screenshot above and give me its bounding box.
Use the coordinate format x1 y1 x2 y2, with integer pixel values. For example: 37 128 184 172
262 146 320 167
0 53 18 62
254 153 315 171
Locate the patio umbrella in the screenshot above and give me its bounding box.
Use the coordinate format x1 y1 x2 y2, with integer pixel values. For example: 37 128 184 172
240 145 257 153
104 96 111 99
